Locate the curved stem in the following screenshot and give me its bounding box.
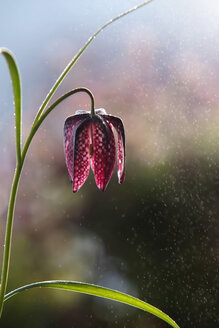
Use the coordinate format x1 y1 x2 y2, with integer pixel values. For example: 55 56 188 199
22 88 94 162
0 88 94 317
0 0 154 318
32 0 153 124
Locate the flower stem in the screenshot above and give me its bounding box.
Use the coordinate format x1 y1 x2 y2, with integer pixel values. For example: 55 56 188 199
0 88 94 317
0 165 22 317
22 88 95 162
0 0 154 317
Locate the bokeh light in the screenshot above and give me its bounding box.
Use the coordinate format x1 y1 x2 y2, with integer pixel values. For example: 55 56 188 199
0 1 218 327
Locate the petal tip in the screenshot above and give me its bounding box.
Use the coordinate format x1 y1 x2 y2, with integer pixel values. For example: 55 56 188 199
119 172 125 184
97 184 107 192
72 185 79 193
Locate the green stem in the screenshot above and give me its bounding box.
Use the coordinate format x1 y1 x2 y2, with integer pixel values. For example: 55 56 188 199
0 166 22 317
22 88 95 162
32 0 153 124
0 0 154 317
0 88 94 317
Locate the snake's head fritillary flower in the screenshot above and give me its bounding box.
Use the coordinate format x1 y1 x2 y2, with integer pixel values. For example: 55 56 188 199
64 108 125 192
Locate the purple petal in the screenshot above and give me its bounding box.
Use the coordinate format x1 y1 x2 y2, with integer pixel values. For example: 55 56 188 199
64 115 91 192
91 116 116 191
64 114 89 152
103 115 125 184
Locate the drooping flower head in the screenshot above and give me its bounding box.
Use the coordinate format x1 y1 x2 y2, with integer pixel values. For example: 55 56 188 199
64 108 125 192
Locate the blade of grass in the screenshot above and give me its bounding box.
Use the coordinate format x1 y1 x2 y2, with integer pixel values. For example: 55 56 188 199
33 0 154 124
4 280 180 328
0 48 22 316
0 48 22 166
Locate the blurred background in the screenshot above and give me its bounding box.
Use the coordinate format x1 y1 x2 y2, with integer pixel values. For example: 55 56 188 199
0 0 219 327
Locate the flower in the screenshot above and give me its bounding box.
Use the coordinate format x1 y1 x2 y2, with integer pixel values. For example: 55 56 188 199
64 108 125 192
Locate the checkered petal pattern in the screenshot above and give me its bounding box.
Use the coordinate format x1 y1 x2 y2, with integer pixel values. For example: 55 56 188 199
64 114 91 192
91 115 116 191
103 115 125 183
63 109 125 192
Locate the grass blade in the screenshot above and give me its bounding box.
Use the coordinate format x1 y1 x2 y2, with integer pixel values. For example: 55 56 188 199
33 0 154 124
4 280 180 328
0 48 22 166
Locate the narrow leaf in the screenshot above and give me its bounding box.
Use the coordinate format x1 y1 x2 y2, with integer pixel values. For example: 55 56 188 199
33 0 154 124
4 280 180 328
0 48 22 165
